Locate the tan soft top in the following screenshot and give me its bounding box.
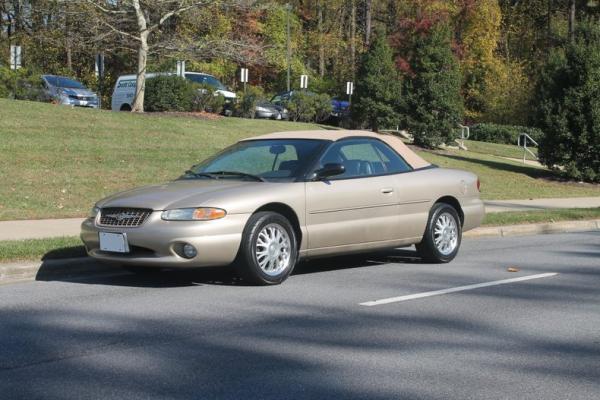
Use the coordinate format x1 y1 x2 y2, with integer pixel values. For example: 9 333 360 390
243 130 431 169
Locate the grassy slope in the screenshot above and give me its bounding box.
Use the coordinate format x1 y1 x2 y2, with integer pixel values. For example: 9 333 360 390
0 236 85 263
417 150 600 200
0 99 324 220
483 207 600 226
462 139 538 160
1 98 599 220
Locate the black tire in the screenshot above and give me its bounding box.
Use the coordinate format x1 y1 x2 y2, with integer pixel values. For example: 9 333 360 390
234 211 298 285
120 104 132 112
416 203 462 263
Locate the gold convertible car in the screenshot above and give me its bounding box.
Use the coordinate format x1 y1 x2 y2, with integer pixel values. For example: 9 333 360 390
81 130 484 285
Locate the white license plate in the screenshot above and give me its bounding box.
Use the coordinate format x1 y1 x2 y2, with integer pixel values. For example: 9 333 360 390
99 232 130 253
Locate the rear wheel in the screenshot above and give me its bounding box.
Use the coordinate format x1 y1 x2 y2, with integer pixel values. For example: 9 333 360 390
416 203 462 263
235 212 298 285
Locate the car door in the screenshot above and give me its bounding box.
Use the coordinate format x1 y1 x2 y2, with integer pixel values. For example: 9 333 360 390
305 138 405 251
372 140 431 240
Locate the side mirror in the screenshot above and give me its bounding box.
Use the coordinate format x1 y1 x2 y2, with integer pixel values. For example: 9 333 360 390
315 163 345 180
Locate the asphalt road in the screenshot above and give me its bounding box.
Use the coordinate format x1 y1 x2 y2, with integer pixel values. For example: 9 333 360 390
1 232 599 400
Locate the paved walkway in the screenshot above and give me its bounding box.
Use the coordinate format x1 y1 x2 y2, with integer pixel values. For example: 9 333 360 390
0 218 85 241
0 197 599 241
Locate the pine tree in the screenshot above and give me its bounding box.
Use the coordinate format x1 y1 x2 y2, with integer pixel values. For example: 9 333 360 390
351 29 401 132
533 19 600 182
400 23 463 148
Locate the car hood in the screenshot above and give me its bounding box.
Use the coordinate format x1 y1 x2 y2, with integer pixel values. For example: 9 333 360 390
58 87 97 97
97 179 260 211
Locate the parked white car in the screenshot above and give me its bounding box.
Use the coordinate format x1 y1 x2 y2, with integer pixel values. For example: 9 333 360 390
111 72 236 114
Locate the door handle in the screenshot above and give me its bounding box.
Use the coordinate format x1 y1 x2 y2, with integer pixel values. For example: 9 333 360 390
381 188 394 194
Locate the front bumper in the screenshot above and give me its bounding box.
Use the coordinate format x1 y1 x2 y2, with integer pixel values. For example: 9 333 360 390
60 97 99 108
80 212 251 268
255 110 287 120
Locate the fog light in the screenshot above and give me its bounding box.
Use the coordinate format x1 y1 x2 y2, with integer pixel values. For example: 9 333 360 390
182 244 197 259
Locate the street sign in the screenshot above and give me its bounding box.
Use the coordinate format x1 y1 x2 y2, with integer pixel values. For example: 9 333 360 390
300 74 308 89
176 60 186 78
346 81 354 96
10 45 21 70
240 68 249 83
95 53 105 78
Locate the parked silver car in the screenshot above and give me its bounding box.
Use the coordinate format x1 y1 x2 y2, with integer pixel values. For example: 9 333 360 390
255 101 288 120
42 75 99 108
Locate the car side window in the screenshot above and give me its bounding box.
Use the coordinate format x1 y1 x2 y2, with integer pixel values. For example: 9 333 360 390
372 141 412 173
318 139 411 179
319 140 379 179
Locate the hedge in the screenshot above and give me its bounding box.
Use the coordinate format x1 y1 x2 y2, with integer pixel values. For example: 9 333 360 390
469 123 544 145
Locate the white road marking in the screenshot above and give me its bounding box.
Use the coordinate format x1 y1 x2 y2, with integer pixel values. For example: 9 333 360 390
360 273 558 306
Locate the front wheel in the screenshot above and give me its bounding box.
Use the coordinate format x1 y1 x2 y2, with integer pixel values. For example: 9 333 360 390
234 212 298 285
416 203 462 263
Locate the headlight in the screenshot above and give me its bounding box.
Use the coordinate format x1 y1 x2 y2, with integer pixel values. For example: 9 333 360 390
161 207 227 221
89 206 100 219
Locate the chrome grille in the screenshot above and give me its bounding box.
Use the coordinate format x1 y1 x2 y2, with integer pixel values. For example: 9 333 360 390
99 208 152 227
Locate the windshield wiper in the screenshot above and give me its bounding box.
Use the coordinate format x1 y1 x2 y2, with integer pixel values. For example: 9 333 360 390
208 171 266 182
182 170 218 179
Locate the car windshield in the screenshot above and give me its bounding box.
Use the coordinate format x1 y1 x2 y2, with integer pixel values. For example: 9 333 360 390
45 76 85 89
185 74 227 91
185 139 327 182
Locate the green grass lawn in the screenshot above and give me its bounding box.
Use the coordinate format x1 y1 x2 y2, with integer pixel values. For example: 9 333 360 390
483 207 600 226
462 139 538 160
1 98 599 220
416 149 600 200
0 236 84 263
0 99 324 220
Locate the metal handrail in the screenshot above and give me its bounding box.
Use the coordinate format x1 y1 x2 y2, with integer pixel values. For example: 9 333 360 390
455 124 470 149
517 133 539 163
458 124 470 141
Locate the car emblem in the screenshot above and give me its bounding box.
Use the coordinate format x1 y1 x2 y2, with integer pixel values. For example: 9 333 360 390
105 212 137 221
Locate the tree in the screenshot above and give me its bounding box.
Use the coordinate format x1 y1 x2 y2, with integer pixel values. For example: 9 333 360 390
533 19 600 182
84 0 231 112
351 29 400 132
457 0 503 122
399 22 463 148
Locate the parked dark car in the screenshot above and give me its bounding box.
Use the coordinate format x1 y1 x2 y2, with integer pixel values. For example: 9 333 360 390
331 97 350 118
271 91 349 120
270 90 306 107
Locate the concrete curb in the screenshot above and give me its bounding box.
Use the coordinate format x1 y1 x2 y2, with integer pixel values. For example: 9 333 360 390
464 219 600 239
0 219 598 285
